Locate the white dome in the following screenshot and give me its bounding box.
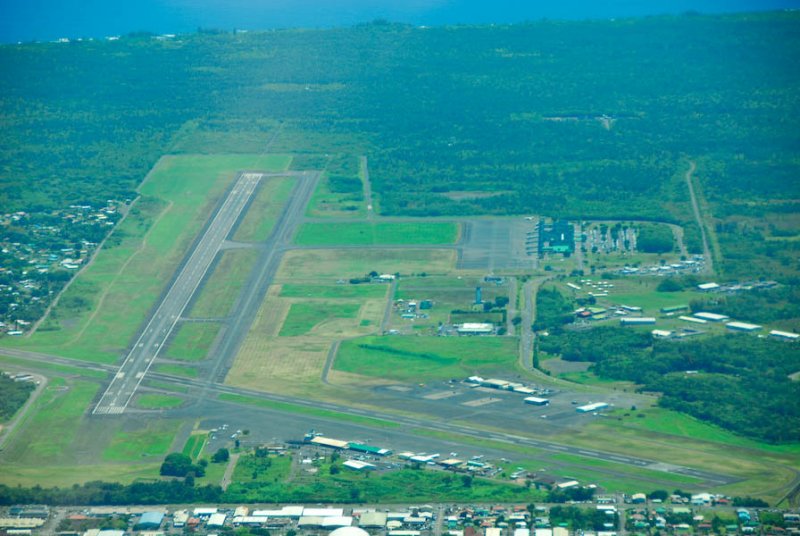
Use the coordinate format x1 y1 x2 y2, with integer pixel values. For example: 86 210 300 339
330 527 369 536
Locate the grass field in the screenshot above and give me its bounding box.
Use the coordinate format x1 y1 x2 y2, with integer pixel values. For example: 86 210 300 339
135 393 185 410
280 283 388 299
190 249 259 318
225 453 545 503
233 176 297 241
218 393 401 429
0 355 107 380
279 302 361 337
153 363 199 378
102 421 177 461
335 335 520 382
294 222 459 246
182 433 207 460
0 378 98 465
276 249 456 280
164 323 220 361
1 154 289 364
550 420 800 503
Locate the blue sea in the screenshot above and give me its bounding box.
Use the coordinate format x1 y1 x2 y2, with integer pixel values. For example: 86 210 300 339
1 0 799 44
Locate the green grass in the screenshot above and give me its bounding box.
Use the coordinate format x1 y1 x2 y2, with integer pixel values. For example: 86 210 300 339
280 284 388 299
102 421 177 461
164 323 220 361
294 222 459 246
2 378 98 465
136 393 185 409
0 355 107 379
279 302 361 336
548 453 702 485
335 335 519 381
231 452 292 483
277 249 456 280
190 249 260 318
233 176 297 241
599 407 800 455
153 363 199 378
217 393 401 429
306 170 366 218
182 433 207 461
1 154 288 364
144 380 189 394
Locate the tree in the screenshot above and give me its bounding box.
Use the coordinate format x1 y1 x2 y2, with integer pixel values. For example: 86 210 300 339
656 278 682 292
648 489 668 501
212 448 230 463
159 452 205 478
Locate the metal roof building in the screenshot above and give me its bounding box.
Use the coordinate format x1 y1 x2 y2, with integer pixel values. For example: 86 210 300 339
693 312 729 322
349 443 392 456
136 512 164 529
311 436 349 449
726 321 762 332
458 323 494 335
577 402 609 413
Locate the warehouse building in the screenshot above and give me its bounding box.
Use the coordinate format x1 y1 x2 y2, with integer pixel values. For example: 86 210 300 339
770 330 799 341
343 460 376 471
457 323 495 335
524 396 550 406
726 321 762 332
693 312 729 322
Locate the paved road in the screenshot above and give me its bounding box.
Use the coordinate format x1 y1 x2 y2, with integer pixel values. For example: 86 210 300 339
684 160 714 275
93 172 264 415
361 156 374 220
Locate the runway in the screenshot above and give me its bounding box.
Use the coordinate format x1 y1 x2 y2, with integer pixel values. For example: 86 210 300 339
93 172 264 415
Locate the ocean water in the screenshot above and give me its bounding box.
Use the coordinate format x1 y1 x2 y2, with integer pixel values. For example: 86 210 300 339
1 0 799 43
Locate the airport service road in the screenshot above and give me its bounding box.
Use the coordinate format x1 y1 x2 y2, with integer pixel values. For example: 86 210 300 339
92 172 264 415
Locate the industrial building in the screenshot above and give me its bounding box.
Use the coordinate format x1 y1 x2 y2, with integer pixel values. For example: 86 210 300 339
135 512 165 530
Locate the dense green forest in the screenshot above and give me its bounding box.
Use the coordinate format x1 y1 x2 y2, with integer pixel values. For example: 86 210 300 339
0 373 35 420
539 327 800 442
2 13 798 232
